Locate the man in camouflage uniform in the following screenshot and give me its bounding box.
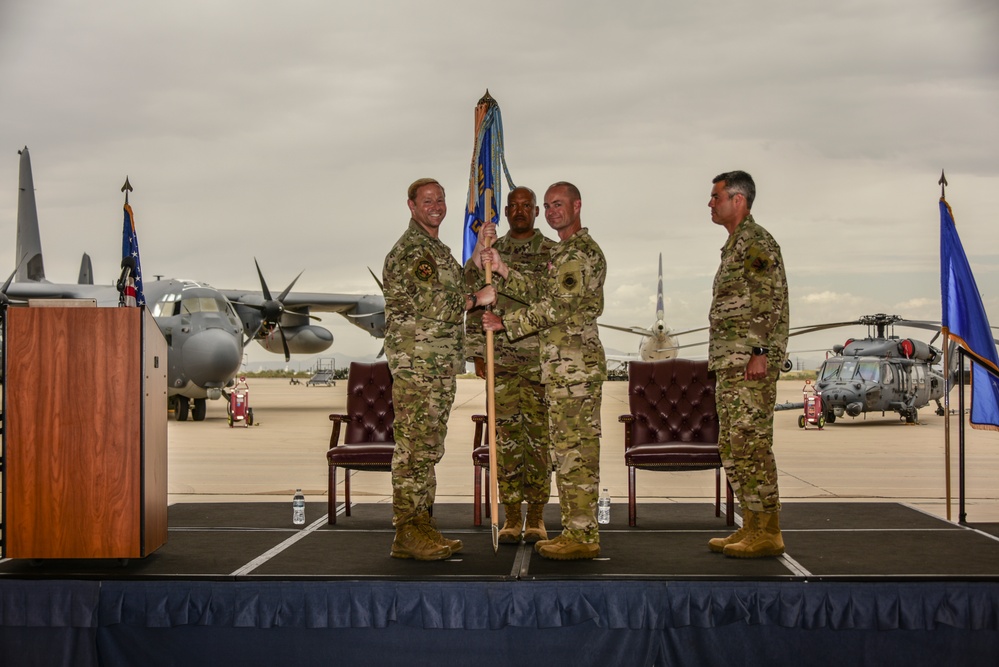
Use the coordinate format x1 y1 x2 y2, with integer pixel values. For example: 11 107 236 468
481 182 607 561
706 170 789 559
465 186 556 544
383 178 496 561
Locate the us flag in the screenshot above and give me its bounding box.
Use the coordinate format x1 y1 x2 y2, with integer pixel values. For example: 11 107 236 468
120 201 145 307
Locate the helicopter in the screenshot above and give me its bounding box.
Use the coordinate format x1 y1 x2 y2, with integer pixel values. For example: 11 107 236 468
794 314 950 424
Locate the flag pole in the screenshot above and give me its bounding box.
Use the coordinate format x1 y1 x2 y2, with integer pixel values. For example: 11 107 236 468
939 171 951 521
943 325 952 521
485 249 499 553
466 89 509 553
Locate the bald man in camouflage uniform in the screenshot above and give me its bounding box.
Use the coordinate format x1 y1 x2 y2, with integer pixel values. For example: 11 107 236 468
383 178 496 561
465 186 557 544
482 182 607 561
706 170 789 559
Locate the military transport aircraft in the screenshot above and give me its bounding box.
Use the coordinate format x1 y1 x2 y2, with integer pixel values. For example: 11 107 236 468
600 254 708 363
4 146 385 421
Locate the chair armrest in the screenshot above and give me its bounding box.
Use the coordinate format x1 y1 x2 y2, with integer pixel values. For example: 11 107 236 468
328 413 350 449
471 413 486 448
619 414 634 449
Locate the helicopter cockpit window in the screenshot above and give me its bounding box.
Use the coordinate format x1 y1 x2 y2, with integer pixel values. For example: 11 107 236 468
840 359 858 381
856 361 880 383
820 360 842 381
882 364 895 385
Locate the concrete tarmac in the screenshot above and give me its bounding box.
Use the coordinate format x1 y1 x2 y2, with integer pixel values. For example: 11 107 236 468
167 378 999 523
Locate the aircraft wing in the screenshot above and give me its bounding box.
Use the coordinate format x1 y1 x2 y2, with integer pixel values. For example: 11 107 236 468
220 290 375 313
219 289 386 337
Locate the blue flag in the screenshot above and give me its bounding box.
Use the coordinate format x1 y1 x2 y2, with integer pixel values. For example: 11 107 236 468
463 92 515 264
121 202 145 307
940 198 999 430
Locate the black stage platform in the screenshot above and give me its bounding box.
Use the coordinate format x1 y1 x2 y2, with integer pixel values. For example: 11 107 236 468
2 502 999 666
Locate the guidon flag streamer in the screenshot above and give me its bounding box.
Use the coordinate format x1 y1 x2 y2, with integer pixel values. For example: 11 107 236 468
462 90 516 264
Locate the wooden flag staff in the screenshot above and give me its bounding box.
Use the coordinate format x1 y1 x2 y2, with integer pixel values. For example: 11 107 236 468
485 239 500 553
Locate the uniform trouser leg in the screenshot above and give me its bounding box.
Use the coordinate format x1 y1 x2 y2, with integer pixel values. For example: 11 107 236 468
546 382 602 543
716 367 781 513
494 368 552 506
391 370 456 527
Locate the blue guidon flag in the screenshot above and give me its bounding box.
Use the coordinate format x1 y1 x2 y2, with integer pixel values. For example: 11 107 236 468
120 201 145 307
462 90 516 264
940 197 999 430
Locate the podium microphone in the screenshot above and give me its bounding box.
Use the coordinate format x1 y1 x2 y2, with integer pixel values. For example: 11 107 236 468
117 256 136 293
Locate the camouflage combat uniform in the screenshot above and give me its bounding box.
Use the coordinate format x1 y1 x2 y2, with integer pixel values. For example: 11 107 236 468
464 230 557 506
383 220 467 527
497 228 607 543
708 214 789 514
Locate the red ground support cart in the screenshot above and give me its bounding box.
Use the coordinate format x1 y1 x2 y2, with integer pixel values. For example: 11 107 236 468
798 380 824 429
227 377 254 427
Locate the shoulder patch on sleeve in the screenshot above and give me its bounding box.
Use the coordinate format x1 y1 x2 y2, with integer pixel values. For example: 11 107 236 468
745 245 771 274
556 259 583 295
414 255 437 282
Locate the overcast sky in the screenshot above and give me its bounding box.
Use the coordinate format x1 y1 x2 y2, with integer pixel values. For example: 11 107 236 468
1 0 997 369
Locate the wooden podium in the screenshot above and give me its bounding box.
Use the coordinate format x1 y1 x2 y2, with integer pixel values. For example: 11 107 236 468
1 306 168 559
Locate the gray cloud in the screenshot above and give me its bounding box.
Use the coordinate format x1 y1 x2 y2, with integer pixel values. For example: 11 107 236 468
1 0 996 366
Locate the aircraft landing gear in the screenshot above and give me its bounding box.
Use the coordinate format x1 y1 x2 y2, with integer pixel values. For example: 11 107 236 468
175 397 189 421
903 407 918 424
824 411 836 424
192 398 207 421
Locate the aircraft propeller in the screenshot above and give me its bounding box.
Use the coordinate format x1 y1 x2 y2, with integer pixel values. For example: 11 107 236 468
361 266 385 359
243 258 314 362
1 256 29 306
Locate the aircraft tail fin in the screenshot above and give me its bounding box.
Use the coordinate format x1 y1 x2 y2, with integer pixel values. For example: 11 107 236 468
16 147 46 282
78 253 93 285
655 253 664 322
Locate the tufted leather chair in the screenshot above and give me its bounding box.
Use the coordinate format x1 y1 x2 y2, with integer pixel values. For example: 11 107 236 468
619 359 734 527
326 361 395 525
470 414 492 526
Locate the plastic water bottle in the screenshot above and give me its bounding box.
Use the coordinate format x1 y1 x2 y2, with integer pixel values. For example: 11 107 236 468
597 489 611 525
293 488 306 526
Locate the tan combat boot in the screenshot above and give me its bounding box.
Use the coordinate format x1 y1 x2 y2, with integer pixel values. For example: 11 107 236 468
708 510 757 553
415 511 463 554
535 534 600 560
391 521 452 561
498 503 523 544
523 503 548 543
723 511 785 558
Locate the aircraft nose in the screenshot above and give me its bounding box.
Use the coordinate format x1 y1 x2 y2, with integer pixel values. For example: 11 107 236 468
181 328 242 388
